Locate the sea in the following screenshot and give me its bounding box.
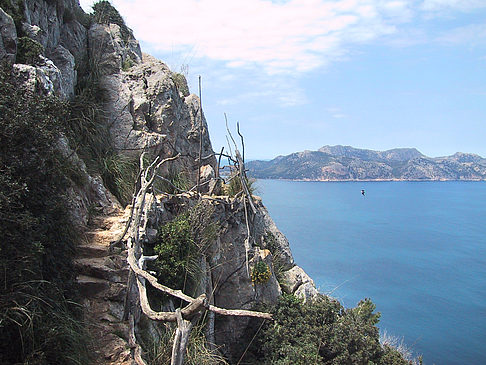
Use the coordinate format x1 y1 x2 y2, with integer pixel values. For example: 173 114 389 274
256 179 486 365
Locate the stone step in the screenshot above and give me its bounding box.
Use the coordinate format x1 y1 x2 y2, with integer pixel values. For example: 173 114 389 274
77 244 108 259
84 230 116 245
75 257 129 283
77 275 110 298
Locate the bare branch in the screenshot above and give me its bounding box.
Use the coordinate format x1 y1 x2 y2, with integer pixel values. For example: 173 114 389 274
237 122 245 163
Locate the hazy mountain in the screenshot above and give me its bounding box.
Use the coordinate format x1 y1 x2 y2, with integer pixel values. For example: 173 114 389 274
247 145 486 181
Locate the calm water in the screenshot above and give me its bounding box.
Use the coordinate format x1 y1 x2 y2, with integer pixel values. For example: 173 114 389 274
256 180 486 365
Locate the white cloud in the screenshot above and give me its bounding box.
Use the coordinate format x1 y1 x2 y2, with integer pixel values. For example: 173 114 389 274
106 0 403 74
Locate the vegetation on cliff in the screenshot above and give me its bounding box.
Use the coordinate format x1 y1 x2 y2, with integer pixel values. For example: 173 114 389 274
244 294 419 365
0 68 89 364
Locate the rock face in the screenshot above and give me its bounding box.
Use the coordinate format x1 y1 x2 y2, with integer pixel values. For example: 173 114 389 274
141 193 317 361
0 7 17 64
248 145 486 181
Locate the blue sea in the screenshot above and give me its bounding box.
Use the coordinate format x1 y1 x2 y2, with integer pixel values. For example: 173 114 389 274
256 180 486 365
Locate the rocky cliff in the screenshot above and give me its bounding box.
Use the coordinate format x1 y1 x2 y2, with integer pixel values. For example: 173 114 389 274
248 145 486 181
0 1 318 363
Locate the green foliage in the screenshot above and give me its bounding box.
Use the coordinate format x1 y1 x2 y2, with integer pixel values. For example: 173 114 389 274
155 167 191 194
16 37 44 65
262 231 286 284
122 56 134 71
149 201 218 299
245 294 413 365
0 67 90 364
92 0 132 40
152 213 196 291
101 152 138 205
140 322 228 365
251 260 271 285
171 72 190 97
223 171 256 197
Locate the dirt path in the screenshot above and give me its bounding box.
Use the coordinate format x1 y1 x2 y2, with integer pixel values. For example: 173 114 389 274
75 208 134 364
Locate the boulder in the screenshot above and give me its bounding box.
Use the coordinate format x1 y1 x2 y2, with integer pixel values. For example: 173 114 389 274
281 265 318 301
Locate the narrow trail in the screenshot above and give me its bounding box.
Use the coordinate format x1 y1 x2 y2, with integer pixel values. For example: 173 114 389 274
75 208 134 364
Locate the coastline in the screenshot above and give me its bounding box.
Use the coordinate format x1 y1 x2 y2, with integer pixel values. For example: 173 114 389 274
254 177 486 182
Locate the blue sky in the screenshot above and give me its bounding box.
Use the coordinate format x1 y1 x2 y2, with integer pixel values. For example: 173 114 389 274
80 0 486 160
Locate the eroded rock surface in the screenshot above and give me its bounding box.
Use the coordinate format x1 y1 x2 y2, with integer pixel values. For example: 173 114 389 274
0 7 17 64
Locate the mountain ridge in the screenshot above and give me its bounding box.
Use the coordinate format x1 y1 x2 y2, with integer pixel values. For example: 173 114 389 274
248 145 486 181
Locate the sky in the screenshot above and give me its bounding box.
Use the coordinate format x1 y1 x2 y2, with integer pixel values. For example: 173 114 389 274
80 0 486 160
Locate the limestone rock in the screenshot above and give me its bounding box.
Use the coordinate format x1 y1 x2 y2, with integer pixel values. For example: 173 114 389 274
89 48 217 191
60 18 87 63
47 44 76 97
253 197 294 270
24 0 62 51
281 265 318 301
0 7 17 64
11 60 62 96
88 23 141 76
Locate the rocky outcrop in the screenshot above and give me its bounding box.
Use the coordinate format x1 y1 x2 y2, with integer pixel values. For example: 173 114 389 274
0 7 17 64
143 193 317 361
90 27 216 188
248 145 486 181
280 265 318 300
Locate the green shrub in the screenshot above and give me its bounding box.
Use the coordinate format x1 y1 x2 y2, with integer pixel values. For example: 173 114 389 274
140 322 228 365
262 231 287 283
0 67 90 364
101 152 138 205
223 171 255 197
251 260 271 285
155 166 191 194
16 37 44 65
122 56 134 71
244 294 414 365
171 72 190 97
152 213 197 292
148 201 218 299
92 0 132 41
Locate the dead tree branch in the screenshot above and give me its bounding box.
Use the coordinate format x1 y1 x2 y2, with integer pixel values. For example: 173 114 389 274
122 150 271 365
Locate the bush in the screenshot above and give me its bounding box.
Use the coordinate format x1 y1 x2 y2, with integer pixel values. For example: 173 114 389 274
149 201 218 298
92 0 132 41
244 294 414 365
140 322 228 365
251 260 271 285
151 213 197 292
0 67 90 364
16 37 44 65
223 171 256 197
171 72 190 97
101 152 138 205
122 56 134 71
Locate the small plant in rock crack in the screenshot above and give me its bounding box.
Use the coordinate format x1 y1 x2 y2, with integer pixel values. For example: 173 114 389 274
251 260 271 285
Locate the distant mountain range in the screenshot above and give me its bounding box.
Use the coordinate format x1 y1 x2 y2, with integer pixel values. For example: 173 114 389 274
247 145 486 181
